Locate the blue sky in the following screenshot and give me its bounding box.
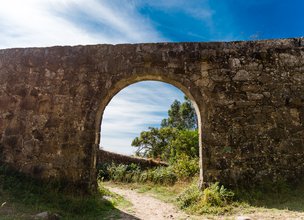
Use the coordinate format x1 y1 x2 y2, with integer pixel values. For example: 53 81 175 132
100 82 184 154
0 0 303 154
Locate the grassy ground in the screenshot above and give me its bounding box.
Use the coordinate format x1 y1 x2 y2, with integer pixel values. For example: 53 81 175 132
0 165 131 220
118 181 188 203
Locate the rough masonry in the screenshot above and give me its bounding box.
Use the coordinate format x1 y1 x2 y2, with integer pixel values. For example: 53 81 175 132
97 150 168 169
0 38 303 192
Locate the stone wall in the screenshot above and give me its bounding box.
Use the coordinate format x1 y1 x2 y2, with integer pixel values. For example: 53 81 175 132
0 38 303 191
97 149 168 169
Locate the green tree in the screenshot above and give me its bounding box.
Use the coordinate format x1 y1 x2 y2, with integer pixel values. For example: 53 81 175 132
161 96 197 130
132 96 199 162
170 130 199 160
132 127 177 161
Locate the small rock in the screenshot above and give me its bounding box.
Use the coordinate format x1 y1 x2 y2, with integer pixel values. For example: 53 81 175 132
233 70 253 81
246 92 264 101
236 216 251 220
229 58 241 68
262 92 271 98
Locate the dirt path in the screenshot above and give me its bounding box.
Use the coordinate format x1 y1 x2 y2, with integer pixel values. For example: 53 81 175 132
106 185 304 220
107 186 193 220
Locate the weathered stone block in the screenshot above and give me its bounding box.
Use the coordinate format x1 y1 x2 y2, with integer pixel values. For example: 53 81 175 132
246 92 264 101
233 70 253 81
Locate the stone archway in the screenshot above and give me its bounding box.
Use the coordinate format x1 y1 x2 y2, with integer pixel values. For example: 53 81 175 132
0 38 303 192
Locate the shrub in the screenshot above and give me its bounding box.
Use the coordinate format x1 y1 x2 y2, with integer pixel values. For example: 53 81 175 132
176 182 201 209
201 182 234 206
97 163 110 181
149 166 177 185
171 154 199 180
106 163 141 183
177 182 235 214
98 163 177 185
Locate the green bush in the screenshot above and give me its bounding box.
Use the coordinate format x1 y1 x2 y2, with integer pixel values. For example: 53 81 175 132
149 166 177 185
171 154 199 180
97 163 110 181
201 182 234 206
106 163 141 183
97 158 200 185
98 163 178 185
177 182 235 214
176 182 201 209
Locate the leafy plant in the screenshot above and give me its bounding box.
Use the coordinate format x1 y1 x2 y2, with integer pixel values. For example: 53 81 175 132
176 182 201 209
171 154 199 180
201 182 234 206
177 181 235 214
98 163 178 185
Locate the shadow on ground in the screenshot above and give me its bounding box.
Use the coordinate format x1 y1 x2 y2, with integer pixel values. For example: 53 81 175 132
0 190 141 220
236 182 304 212
0 165 141 220
115 210 141 220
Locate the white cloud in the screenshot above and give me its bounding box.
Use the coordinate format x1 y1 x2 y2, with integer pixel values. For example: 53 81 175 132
0 0 164 49
100 81 185 155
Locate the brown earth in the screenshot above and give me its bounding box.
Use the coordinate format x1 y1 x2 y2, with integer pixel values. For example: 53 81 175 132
106 185 304 220
107 186 193 220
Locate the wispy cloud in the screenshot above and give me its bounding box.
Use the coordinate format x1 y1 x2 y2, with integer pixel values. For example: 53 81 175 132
133 0 220 42
100 81 184 155
0 0 164 49
139 0 213 22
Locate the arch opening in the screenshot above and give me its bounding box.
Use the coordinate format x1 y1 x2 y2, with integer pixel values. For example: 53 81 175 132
95 76 204 185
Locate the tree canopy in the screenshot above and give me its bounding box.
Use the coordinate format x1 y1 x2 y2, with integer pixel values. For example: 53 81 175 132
161 96 197 130
131 96 199 162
